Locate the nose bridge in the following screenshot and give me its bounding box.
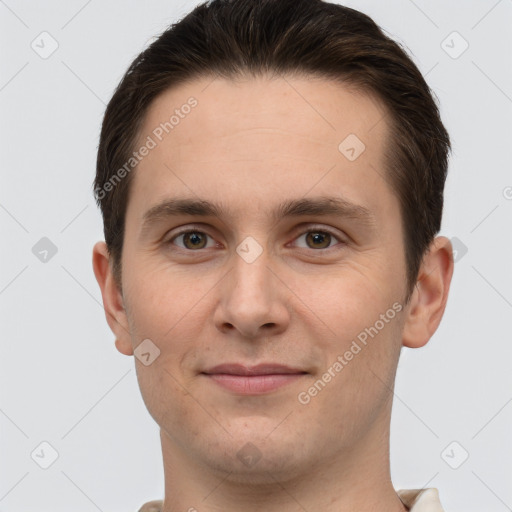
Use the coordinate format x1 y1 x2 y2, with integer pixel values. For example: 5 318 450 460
214 239 289 338
231 244 274 312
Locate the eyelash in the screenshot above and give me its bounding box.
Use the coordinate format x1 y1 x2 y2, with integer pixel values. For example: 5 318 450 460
166 225 346 253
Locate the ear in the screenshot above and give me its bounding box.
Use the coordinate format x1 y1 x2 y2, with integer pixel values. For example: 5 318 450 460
92 241 133 356
402 236 454 348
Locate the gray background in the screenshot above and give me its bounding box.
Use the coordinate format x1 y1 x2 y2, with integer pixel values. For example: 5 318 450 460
1 0 511 510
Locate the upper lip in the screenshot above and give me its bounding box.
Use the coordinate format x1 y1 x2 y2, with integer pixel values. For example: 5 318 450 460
202 363 307 376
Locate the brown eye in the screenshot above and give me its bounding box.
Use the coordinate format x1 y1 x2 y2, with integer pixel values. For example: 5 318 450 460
170 230 214 250
305 231 332 249
183 232 207 249
291 227 346 252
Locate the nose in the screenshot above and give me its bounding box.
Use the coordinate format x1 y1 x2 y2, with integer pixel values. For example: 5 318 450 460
213 246 290 340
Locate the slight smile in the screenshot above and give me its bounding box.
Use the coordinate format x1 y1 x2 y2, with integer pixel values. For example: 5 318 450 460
201 363 308 395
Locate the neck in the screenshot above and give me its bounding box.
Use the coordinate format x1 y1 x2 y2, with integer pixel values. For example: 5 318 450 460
159 406 407 512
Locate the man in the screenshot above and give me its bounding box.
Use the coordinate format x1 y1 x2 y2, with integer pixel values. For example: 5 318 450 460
92 0 454 510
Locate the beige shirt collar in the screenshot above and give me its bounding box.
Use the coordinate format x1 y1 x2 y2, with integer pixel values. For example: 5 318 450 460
139 488 445 512
397 488 445 511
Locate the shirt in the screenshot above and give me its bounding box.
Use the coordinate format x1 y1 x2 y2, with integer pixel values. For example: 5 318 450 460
397 488 445 511
138 487 445 511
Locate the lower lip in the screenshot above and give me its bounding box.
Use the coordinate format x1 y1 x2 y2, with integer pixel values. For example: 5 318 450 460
204 373 305 394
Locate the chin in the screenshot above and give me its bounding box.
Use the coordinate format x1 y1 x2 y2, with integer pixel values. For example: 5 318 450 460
198 428 308 483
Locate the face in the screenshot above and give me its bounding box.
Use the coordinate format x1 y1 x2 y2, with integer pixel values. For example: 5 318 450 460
98 75 420 481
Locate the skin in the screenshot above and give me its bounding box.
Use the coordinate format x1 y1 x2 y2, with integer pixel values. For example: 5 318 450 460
93 74 453 512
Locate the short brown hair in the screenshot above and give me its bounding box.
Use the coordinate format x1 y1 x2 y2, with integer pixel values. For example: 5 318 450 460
94 0 450 303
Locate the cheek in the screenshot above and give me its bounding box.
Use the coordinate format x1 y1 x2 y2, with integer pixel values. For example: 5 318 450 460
292 262 404 393
297 297 402 444
134 355 200 436
124 269 205 415
124 261 207 338
290 259 396 339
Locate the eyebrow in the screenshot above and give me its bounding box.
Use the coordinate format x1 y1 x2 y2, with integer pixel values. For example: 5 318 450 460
140 195 376 237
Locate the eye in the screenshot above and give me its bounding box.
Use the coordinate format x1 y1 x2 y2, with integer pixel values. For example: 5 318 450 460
292 228 345 251
165 226 346 253
168 230 217 250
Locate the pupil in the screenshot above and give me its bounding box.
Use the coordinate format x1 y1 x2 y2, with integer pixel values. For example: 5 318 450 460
186 232 205 248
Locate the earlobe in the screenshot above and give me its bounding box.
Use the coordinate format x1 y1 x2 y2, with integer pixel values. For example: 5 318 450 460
115 338 133 356
92 241 134 356
401 236 454 349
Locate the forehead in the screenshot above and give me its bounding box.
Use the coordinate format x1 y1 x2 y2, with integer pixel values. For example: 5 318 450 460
139 74 387 155
128 74 392 224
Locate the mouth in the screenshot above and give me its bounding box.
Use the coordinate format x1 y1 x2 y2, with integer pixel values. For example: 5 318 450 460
201 363 308 395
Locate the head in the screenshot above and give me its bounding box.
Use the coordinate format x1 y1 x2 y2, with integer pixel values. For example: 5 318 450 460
93 0 453 484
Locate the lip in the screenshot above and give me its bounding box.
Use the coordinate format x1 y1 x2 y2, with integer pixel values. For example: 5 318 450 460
204 363 306 376
201 363 307 394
